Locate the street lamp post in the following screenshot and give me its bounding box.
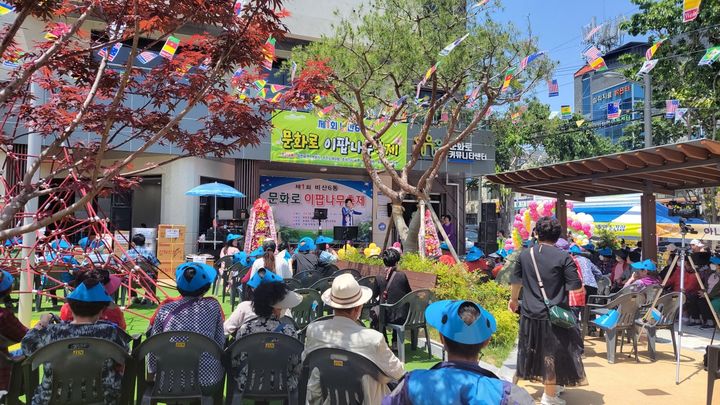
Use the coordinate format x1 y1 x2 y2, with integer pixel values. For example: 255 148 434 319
643 72 653 148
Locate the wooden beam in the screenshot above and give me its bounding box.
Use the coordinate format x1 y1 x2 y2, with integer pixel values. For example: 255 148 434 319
684 167 720 179
591 178 674 195
526 168 551 180
598 157 627 171
634 151 665 166
675 168 720 181
507 157 720 189
582 160 610 173
513 187 569 200
616 154 646 168
641 192 657 261
540 166 565 178
677 143 710 160
557 195 568 238
701 139 720 155
513 171 537 182
504 172 527 183
566 162 592 175
655 147 686 163
638 173 686 187
494 173 516 184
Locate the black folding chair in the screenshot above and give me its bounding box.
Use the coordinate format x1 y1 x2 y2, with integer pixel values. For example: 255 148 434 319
224 332 304 405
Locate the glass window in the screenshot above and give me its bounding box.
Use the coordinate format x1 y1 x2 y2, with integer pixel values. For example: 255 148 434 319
581 74 591 114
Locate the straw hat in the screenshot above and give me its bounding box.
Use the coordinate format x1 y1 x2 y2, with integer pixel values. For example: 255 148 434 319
321 273 372 309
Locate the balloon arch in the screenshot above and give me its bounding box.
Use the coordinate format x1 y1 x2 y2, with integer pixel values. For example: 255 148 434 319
507 199 595 251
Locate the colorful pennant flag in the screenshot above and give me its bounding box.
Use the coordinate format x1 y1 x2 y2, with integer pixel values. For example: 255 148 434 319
470 0 490 9
290 61 298 83
501 67 516 93
665 100 679 119
585 24 603 41
98 43 122 62
136 51 158 64
583 45 603 63
576 119 585 127
257 87 267 99
0 2 15 15
548 111 560 119
638 59 658 75
560 105 572 120
269 84 287 93
676 108 689 124
683 0 702 23
589 56 608 72
467 86 481 106
607 101 620 119
646 39 665 60
547 79 559 97
262 37 276 71
518 51 545 72
159 36 180 59
234 0 247 16
198 57 212 71
439 33 470 57
270 92 283 103
1 49 23 69
44 23 71 41
254 79 267 90
393 95 408 108
699 46 720 66
317 105 335 117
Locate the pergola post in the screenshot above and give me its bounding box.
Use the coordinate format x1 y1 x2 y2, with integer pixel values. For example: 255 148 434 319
641 191 658 261
556 194 567 238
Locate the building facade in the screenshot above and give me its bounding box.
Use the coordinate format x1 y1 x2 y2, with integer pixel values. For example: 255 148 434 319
573 42 650 142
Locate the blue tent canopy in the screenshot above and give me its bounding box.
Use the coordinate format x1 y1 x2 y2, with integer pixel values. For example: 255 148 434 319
574 202 706 224
185 182 245 198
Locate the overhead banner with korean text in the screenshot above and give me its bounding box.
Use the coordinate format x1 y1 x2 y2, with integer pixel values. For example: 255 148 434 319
270 111 407 169
259 176 373 242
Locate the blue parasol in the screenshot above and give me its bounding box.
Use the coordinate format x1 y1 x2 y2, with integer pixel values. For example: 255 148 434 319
186 182 245 249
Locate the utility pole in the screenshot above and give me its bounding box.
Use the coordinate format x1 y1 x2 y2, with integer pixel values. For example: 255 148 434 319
644 72 653 148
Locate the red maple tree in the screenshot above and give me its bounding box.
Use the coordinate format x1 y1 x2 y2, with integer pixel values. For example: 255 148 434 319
0 0 328 239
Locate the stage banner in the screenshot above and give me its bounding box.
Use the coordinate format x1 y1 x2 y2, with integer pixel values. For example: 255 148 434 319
270 111 407 169
594 222 641 238
259 176 373 242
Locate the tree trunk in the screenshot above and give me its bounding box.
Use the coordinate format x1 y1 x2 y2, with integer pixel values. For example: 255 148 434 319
390 202 422 252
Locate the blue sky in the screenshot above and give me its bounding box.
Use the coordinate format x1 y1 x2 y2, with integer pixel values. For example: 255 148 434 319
490 0 645 111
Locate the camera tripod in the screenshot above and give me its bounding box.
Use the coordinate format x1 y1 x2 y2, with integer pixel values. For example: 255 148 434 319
640 226 719 384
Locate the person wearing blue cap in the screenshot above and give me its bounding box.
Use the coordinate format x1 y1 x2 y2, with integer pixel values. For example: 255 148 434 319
623 259 660 290
220 233 242 259
292 236 319 274
438 241 457 266
224 268 288 337
249 239 292 280
21 270 131 404
315 235 338 276
149 262 224 388
0 269 29 392
464 246 486 273
597 247 615 276
383 300 533 405
122 234 161 305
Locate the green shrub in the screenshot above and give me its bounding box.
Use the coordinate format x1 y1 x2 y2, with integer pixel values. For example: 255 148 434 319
342 251 384 266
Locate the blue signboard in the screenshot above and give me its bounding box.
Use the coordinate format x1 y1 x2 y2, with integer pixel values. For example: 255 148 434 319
590 82 644 142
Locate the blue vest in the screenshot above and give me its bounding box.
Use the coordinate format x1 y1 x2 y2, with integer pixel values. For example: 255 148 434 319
405 362 508 405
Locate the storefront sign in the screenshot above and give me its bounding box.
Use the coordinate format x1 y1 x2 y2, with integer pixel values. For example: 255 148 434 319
592 84 632 105
270 111 407 169
413 136 489 162
260 176 373 242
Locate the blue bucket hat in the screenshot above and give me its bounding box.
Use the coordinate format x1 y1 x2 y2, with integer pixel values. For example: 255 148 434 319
584 243 596 251
297 237 316 252
496 248 509 258
67 282 112 303
226 233 242 243
175 262 217 292
4 237 20 247
50 239 71 250
598 247 613 257
569 245 582 255
0 270 14 291
711 256 720 265
249 246 265 258
316 235 333 245
233 251 250 267
284 250 292 260
247 269 283 289
631 259 657 272
440 242 450 251
426 300 497 345
465 247 484 262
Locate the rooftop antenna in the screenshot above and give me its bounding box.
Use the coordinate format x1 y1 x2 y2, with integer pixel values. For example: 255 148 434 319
582 16 625 54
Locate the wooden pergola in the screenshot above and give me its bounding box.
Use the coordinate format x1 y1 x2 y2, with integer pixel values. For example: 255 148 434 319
485 139 720 260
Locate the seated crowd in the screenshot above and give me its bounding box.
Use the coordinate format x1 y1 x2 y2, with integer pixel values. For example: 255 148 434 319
0 232 541 404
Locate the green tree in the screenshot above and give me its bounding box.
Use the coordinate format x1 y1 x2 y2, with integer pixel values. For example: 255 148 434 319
292 0 552 253
622 0 720 138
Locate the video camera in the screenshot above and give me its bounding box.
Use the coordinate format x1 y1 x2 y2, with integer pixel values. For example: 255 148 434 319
679 217 698 235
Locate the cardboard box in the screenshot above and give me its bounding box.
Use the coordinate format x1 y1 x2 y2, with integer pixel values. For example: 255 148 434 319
157 224 186 243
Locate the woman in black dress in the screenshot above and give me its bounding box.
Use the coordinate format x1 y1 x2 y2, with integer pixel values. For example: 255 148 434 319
509 216 587 405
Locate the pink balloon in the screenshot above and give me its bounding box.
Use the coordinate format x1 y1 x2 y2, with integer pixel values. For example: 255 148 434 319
582 223 591 233
515 214 522 221
573 220 582 230
531 211 540 221
529 200 538 210
520 208 527 215
567 201 575 210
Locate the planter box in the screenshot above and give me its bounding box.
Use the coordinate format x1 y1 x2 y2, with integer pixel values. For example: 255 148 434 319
335 259 437 290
